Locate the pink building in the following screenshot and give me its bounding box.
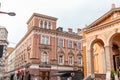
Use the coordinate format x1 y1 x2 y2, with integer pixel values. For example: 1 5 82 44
12 13 82 80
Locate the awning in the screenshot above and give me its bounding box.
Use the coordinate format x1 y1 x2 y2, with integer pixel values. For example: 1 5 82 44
53 73 65 76
53 72 71 77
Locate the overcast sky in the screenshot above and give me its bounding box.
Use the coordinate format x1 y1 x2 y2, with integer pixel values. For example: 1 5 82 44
0 0 120 47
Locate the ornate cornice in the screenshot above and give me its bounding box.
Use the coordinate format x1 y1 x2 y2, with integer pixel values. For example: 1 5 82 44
84 18 120 33
34 27 82 39
84 7 120 33
85 8 120 29
15 26 82 49
27 13 58 24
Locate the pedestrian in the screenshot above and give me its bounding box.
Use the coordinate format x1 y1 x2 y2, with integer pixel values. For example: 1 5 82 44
13 73 17 80
21 72 24 80
27 71 31 80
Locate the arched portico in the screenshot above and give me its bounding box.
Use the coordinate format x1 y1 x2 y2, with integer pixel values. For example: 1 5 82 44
88 39 107 75
109 33 120 72
82 5 120 79
88 33 120 75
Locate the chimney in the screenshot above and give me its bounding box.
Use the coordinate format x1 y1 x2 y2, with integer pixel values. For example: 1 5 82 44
77 28 81 33
68 28 72 33
111 3 115 9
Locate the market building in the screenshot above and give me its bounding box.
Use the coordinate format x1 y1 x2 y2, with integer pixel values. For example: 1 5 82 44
82 4 120 79
6 13 83 80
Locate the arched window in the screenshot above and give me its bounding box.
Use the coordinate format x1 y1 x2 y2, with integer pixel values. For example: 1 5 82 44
58 54 64 65
44 21 47 29
39 20 43 28
41 52 49 64
48 22 51 29
77 56 82 66
68 55 74 65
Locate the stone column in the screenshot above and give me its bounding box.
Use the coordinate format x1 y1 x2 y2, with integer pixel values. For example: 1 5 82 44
104 46 113 71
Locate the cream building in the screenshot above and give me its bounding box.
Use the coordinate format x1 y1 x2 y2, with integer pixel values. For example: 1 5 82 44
6 49 15 73
82 4 120 79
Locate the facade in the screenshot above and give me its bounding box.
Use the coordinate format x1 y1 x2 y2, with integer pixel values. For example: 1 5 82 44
5 47 15 78
0 26 8 78
6 13 83 80
82 4 120 79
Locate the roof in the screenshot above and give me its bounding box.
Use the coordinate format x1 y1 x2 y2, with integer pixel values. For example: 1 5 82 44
27 13 58 24
85 7 120 29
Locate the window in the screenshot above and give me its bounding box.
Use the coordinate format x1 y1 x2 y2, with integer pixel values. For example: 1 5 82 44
41 52 49 64
48 22 51 29
58 55 64 65
77 56 82 66
41 35 50 45
44 21 47 28
58 39 64 47
68 40 72 48
77 43 82 50
68 56 74 65
39 20 43 28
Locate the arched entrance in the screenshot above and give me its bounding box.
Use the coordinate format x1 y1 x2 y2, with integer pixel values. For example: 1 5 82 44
90 39 106 74
110 33 120 72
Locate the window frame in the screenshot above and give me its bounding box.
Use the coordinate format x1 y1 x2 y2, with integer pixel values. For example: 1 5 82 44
77 42 82 50
39 20 43 28
58 38 64 47
41 35 50 45
48 22 51 29
58 54 64 65
41 52 49 64
68 55 74 65
68 40 73 48
77 56 82 66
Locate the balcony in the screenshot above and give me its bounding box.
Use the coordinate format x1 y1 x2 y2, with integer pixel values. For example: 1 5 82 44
39 62 51 68
39 44 51 50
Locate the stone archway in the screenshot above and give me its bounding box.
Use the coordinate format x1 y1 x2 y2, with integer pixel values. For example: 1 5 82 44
90 39 106 74
109 33 120 72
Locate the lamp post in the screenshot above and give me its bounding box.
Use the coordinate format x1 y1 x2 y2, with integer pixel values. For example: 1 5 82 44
0 11 16 16
0 10 15 79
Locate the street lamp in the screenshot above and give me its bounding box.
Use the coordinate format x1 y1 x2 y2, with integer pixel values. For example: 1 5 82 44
0 11 16 16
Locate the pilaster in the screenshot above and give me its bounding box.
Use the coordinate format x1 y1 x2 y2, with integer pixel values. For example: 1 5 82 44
104 46 113 71
87 49 94 75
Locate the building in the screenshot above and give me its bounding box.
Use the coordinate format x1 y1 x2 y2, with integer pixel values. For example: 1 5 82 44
0 26 8 78
82 4 120 79
5 47 15 79
7 13 83 80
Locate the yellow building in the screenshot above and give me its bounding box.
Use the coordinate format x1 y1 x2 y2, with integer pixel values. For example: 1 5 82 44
83 4 120 79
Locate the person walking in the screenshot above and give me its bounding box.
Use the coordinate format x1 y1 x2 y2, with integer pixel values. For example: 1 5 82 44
13 73 17 80
26 71 31 80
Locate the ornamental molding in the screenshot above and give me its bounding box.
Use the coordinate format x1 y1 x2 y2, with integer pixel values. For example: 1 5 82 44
84 19 120 33
57 47 65 54
39 44 51 51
